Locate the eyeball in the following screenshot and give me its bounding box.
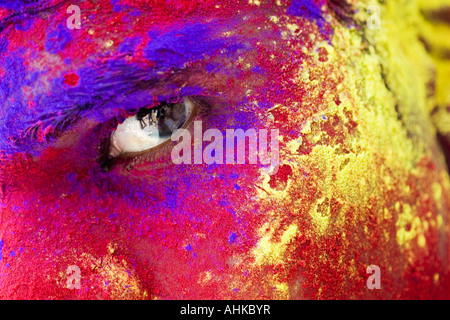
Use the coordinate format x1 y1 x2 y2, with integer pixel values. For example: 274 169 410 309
108 97 196 157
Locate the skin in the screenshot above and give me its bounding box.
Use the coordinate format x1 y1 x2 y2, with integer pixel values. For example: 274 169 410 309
0 0 449 299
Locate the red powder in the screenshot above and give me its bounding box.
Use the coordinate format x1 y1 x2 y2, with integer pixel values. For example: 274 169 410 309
317 47 328 62
269 164 293 189
63 73 79 86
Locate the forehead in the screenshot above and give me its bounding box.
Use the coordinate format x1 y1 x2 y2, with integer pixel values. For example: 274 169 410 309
0 0 333 91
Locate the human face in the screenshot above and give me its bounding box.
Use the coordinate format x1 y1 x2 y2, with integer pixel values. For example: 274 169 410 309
0 0 449 299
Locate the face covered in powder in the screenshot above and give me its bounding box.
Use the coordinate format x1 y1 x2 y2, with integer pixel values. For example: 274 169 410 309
0 0 449 299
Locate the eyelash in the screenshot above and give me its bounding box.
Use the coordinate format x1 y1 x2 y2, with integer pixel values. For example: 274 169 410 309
22 105 87 144
96 95 212 171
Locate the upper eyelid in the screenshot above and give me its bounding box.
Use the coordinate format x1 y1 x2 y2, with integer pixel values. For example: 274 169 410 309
21 69 190 144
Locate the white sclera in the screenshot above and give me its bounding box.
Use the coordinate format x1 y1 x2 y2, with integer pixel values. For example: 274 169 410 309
109 97 194 157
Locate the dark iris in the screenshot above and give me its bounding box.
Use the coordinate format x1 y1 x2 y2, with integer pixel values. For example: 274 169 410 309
135 101 188 138
136 103 167 130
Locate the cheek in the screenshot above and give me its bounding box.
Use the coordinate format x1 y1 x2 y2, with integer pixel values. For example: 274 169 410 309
6 105 268 240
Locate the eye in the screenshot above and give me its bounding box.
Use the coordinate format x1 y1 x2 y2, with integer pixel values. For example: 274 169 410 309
108 97 198 159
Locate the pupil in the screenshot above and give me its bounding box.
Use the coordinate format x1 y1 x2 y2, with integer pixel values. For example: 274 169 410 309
135 101 187 136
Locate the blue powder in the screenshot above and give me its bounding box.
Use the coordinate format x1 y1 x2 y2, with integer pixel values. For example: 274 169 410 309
205 63 217 73
229 233 237 244
179 86 203 96
164 187 178 209
144 23 227 69
252 66 265 74
0 239 3 261
118 37 142 54
287 0 324 21
0 0 29 10
14 18 32 32
66 172 78 184
45 24 73 54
